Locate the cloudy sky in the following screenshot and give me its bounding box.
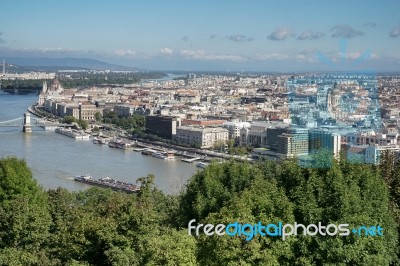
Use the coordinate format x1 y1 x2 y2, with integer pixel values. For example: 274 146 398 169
1 0 400 71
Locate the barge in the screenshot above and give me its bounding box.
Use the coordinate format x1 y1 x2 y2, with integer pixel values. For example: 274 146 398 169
74 175 140 193
55 128 90 140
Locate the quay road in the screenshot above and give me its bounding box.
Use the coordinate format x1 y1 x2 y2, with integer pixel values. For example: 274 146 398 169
29 104 251 163
129 137 251 162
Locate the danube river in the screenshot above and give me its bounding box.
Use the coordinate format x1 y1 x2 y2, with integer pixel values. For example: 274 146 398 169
0 92 197 194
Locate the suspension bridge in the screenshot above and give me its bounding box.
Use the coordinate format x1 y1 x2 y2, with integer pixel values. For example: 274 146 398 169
0 113 71 132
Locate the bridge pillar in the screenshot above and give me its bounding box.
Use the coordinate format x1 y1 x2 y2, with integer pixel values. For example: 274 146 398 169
23 112 32 133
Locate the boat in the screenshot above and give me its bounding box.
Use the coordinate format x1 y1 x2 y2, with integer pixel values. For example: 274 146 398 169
93 136 110 144
196 162 209 169
74 175 140 193
142 148 157 155
108 138 132 149
152 152 167 159
55 128 90 140
165 150 175 159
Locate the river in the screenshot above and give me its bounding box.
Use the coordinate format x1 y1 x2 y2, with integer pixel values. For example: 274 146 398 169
0 92 197 194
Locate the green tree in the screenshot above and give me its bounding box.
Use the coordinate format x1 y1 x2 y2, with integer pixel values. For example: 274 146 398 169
94 112 102 122
62 115 76 124
275 160 398 265
0 158 51 252
77 119 88 130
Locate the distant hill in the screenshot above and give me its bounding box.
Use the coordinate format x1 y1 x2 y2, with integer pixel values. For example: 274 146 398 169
2 57 142 71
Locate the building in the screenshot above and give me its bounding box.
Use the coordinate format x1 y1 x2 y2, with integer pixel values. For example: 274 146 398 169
309 129 342 158
175 126 229 148
365 144 400 164
346 132 398 146
279 128 309 158
182 119 226 127
114 104 136 117
66 103 102 121
240 122 269 147
222 121 251 142
175 90 200 103
65 105 80 119
266 127 309 158
241 96 267 104
145 115 181 139
346 146 367 163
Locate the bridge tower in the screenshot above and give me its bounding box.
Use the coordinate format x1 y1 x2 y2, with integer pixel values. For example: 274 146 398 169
23 113 32 133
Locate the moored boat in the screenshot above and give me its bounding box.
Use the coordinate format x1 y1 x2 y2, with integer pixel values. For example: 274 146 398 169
152 152 167 159
55 128 90 140
108 138 131 149
93 135 110 144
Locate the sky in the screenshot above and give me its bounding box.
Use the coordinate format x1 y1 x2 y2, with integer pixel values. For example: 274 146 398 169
0 0 400 71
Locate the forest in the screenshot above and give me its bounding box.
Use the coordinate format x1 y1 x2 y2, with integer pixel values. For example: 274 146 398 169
0 152 399 265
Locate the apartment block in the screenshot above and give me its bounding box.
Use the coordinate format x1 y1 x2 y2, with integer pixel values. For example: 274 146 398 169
175 126 229 148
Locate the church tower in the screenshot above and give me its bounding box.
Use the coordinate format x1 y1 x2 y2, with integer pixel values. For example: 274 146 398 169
42 81 48 93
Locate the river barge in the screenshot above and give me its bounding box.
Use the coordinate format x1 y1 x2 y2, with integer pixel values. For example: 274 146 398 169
74 175 140 193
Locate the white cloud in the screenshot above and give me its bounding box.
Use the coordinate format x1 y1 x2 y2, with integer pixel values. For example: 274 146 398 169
179 49 246 61
267 27 295 41
389 26 400 38
160 47 174 55
114 49 136 57
345 52 362 60
226 34 254 42
330 24 364 39
297 30 324 40
254 53 289 60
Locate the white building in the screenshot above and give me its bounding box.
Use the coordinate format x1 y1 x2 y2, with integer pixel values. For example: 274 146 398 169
175 126 229 148
222 121 251 141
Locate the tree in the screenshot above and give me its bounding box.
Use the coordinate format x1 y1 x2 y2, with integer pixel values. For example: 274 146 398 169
275 160 398 265
77 119 88 130
140 228 197 265
0 158 51 252
62 116 76 124
212 140 226 151
227 139 235 154
94 112 102 122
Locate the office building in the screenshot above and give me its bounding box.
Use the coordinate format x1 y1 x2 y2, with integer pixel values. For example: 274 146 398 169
145 115 181 139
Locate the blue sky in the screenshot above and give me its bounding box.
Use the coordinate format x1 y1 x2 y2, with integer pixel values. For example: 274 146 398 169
1 0 400 71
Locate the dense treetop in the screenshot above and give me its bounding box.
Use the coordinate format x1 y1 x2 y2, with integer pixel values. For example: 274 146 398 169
0 155 399 265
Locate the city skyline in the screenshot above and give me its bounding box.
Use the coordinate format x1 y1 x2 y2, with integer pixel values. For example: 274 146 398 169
1 0 400 71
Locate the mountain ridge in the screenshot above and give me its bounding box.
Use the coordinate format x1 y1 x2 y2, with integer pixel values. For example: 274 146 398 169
1 57 142 71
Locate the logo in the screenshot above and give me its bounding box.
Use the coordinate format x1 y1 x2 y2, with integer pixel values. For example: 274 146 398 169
188 219 384 241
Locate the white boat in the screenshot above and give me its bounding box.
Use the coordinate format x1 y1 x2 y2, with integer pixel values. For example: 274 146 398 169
196 162 209 169
152 152 167 159
93 136 110 144
108 138 131 149
55 128 90 140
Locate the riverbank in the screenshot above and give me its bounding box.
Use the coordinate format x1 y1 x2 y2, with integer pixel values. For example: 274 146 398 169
0 93 197 194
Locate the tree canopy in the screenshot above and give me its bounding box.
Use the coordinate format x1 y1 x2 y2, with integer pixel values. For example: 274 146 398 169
0 156 399 265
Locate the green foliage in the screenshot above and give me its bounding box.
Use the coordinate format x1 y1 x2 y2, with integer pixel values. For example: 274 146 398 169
77 119 88 130
58 72 166 89
94 112 102 122
62 115 77 124
0 156 399 265
275 160 398 265
103 111 145 131
0 79 52 94
0 158 51 253
180 159 399 265
213 139 226 151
